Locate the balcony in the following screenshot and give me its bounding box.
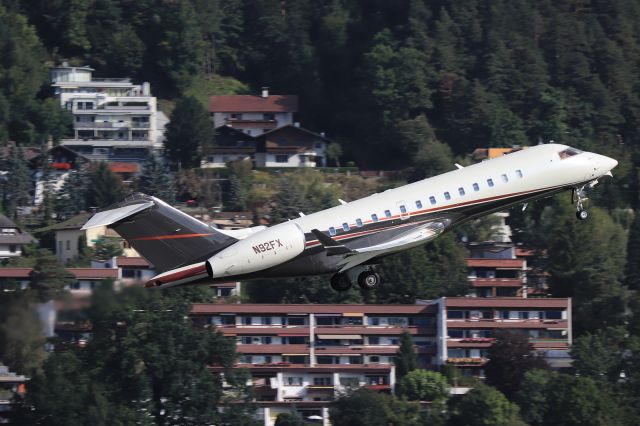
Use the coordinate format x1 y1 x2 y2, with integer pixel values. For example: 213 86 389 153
75 122 129 129
446 357 488 366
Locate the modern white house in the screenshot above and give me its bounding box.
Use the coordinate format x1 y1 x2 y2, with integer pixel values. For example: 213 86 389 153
49 63 165 163
209 88 298 137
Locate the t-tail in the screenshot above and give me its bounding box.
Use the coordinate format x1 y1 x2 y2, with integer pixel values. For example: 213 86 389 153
82 194 237 279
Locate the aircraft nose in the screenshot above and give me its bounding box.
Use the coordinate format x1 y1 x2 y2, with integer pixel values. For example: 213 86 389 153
598 155 618 173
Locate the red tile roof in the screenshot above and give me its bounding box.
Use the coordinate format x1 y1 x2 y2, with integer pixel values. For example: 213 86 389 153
209 95 298 113
467 259 524 268
0 268 32 278
107 162 139 173
192 304 436 315
116 257 151 267
66 268 119 279
445 297 569 308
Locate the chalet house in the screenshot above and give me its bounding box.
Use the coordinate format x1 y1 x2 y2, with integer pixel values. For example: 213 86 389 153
202 125 257 168
0 215 36 259
209 89 298 137
255 125 329 168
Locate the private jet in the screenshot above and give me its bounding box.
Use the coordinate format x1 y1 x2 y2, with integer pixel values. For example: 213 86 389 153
82 143 617 292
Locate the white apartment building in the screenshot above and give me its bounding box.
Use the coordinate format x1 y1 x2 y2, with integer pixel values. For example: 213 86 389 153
50 63 164 160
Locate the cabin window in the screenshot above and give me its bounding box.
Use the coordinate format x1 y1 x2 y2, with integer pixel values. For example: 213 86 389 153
501 173 508 183
487 178 494 187
444 192 451 200
371 214 379 222
384 210 392 218
558 148 581 159
400 205 407 214
329 227 336 236
516 169 523 178
473 183 480 191
342 223 350 231
458 187 465 196
415 200 422 209
356 218 363 227
429 196 436 205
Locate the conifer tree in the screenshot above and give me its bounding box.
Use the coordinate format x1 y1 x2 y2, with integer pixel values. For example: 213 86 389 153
85 163 124 209
165 97 213 169
2 145 32 218
55 167 89 220
395 331 418 381
136 152 176 201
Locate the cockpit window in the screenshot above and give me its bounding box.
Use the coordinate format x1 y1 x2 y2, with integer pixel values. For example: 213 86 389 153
558 148 582 160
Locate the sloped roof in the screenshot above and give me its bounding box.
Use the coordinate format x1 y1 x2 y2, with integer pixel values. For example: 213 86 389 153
35 213 92 232
0 215 18 228
107 162 139 173
209 95 298 113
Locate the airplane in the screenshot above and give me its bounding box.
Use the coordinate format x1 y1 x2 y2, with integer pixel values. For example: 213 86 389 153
82 143 617 292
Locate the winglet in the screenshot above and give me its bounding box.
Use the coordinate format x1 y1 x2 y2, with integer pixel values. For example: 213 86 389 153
310 229 353 255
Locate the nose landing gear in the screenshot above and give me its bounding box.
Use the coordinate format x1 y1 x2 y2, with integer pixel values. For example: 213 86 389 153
572 185 589 221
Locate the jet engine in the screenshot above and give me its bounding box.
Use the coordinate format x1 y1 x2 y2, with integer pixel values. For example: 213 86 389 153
206 221 307 278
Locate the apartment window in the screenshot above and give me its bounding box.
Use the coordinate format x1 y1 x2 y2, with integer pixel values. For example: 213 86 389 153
263 336 272 344
262 317 272 325
230 113 242 120
501 311 510 319
516 169 523 178
340 377 359 387
348 356 361 364
473 183 480 191
487 178 494 187
313 377 331 386
240 336 252 344
287 316 305 326
65 240 71 250
429 196 436 205
519 311 529 320
329 227 336 236
286 377 303 386
371 213 379 222
265 356 273 363
243 317 252 325
8 245 16 253
399 205 407 214
415 200 422 209
448 329 464 338
369 336 380 345
369 356 380 363
444 192 451 200
543 311 562 320
356 218 363 227
458 187 465 196
342 223 350 231
275 154 289 163
384 210 392 218
286 336 306 344
448 310 465 319
369 317 380 326
263 113 275 120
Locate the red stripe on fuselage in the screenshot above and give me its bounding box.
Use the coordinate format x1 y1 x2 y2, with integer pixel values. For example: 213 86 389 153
133 233 214 241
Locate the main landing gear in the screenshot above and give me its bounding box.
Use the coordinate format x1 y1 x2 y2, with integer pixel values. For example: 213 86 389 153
572 185 589 221
330 267 381 291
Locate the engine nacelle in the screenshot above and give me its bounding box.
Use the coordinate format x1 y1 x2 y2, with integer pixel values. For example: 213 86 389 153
206 221 306 278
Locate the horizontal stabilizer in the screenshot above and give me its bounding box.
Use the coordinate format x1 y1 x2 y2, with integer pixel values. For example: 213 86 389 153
81 201 153 229
310 229 353 255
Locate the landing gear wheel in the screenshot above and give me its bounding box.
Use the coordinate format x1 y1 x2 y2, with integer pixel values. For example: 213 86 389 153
576 209 588 220
357 271 381 290
330 273 352 291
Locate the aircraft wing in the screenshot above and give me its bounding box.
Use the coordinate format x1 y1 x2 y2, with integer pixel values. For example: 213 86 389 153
312 221 448 273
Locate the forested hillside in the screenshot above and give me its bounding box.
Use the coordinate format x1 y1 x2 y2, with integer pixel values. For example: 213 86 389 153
2 0 640 203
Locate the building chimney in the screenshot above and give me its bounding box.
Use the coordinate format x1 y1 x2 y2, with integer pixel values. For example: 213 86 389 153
294 122 300 127
142 82 151 96
261 87 269 98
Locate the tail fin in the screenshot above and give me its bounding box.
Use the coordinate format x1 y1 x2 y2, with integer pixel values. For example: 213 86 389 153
82 194 237 273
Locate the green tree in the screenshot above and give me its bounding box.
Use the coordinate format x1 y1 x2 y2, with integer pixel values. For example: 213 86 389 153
2 145 32 218
165 96 213 169
55 168 89 220
227 159 253 211
330 388 420 426
325 142 343 167
0 296 46 376
484 330 548 397
136 152 176 201
398 369 450 402
29 249 74 303
274 411 305 426
395 331 418 381
90 238 123 261
516 370 624 426
570 326 628 384
85 163 124 209
82 285 236 425
625 208 640 290
448 384 526 426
